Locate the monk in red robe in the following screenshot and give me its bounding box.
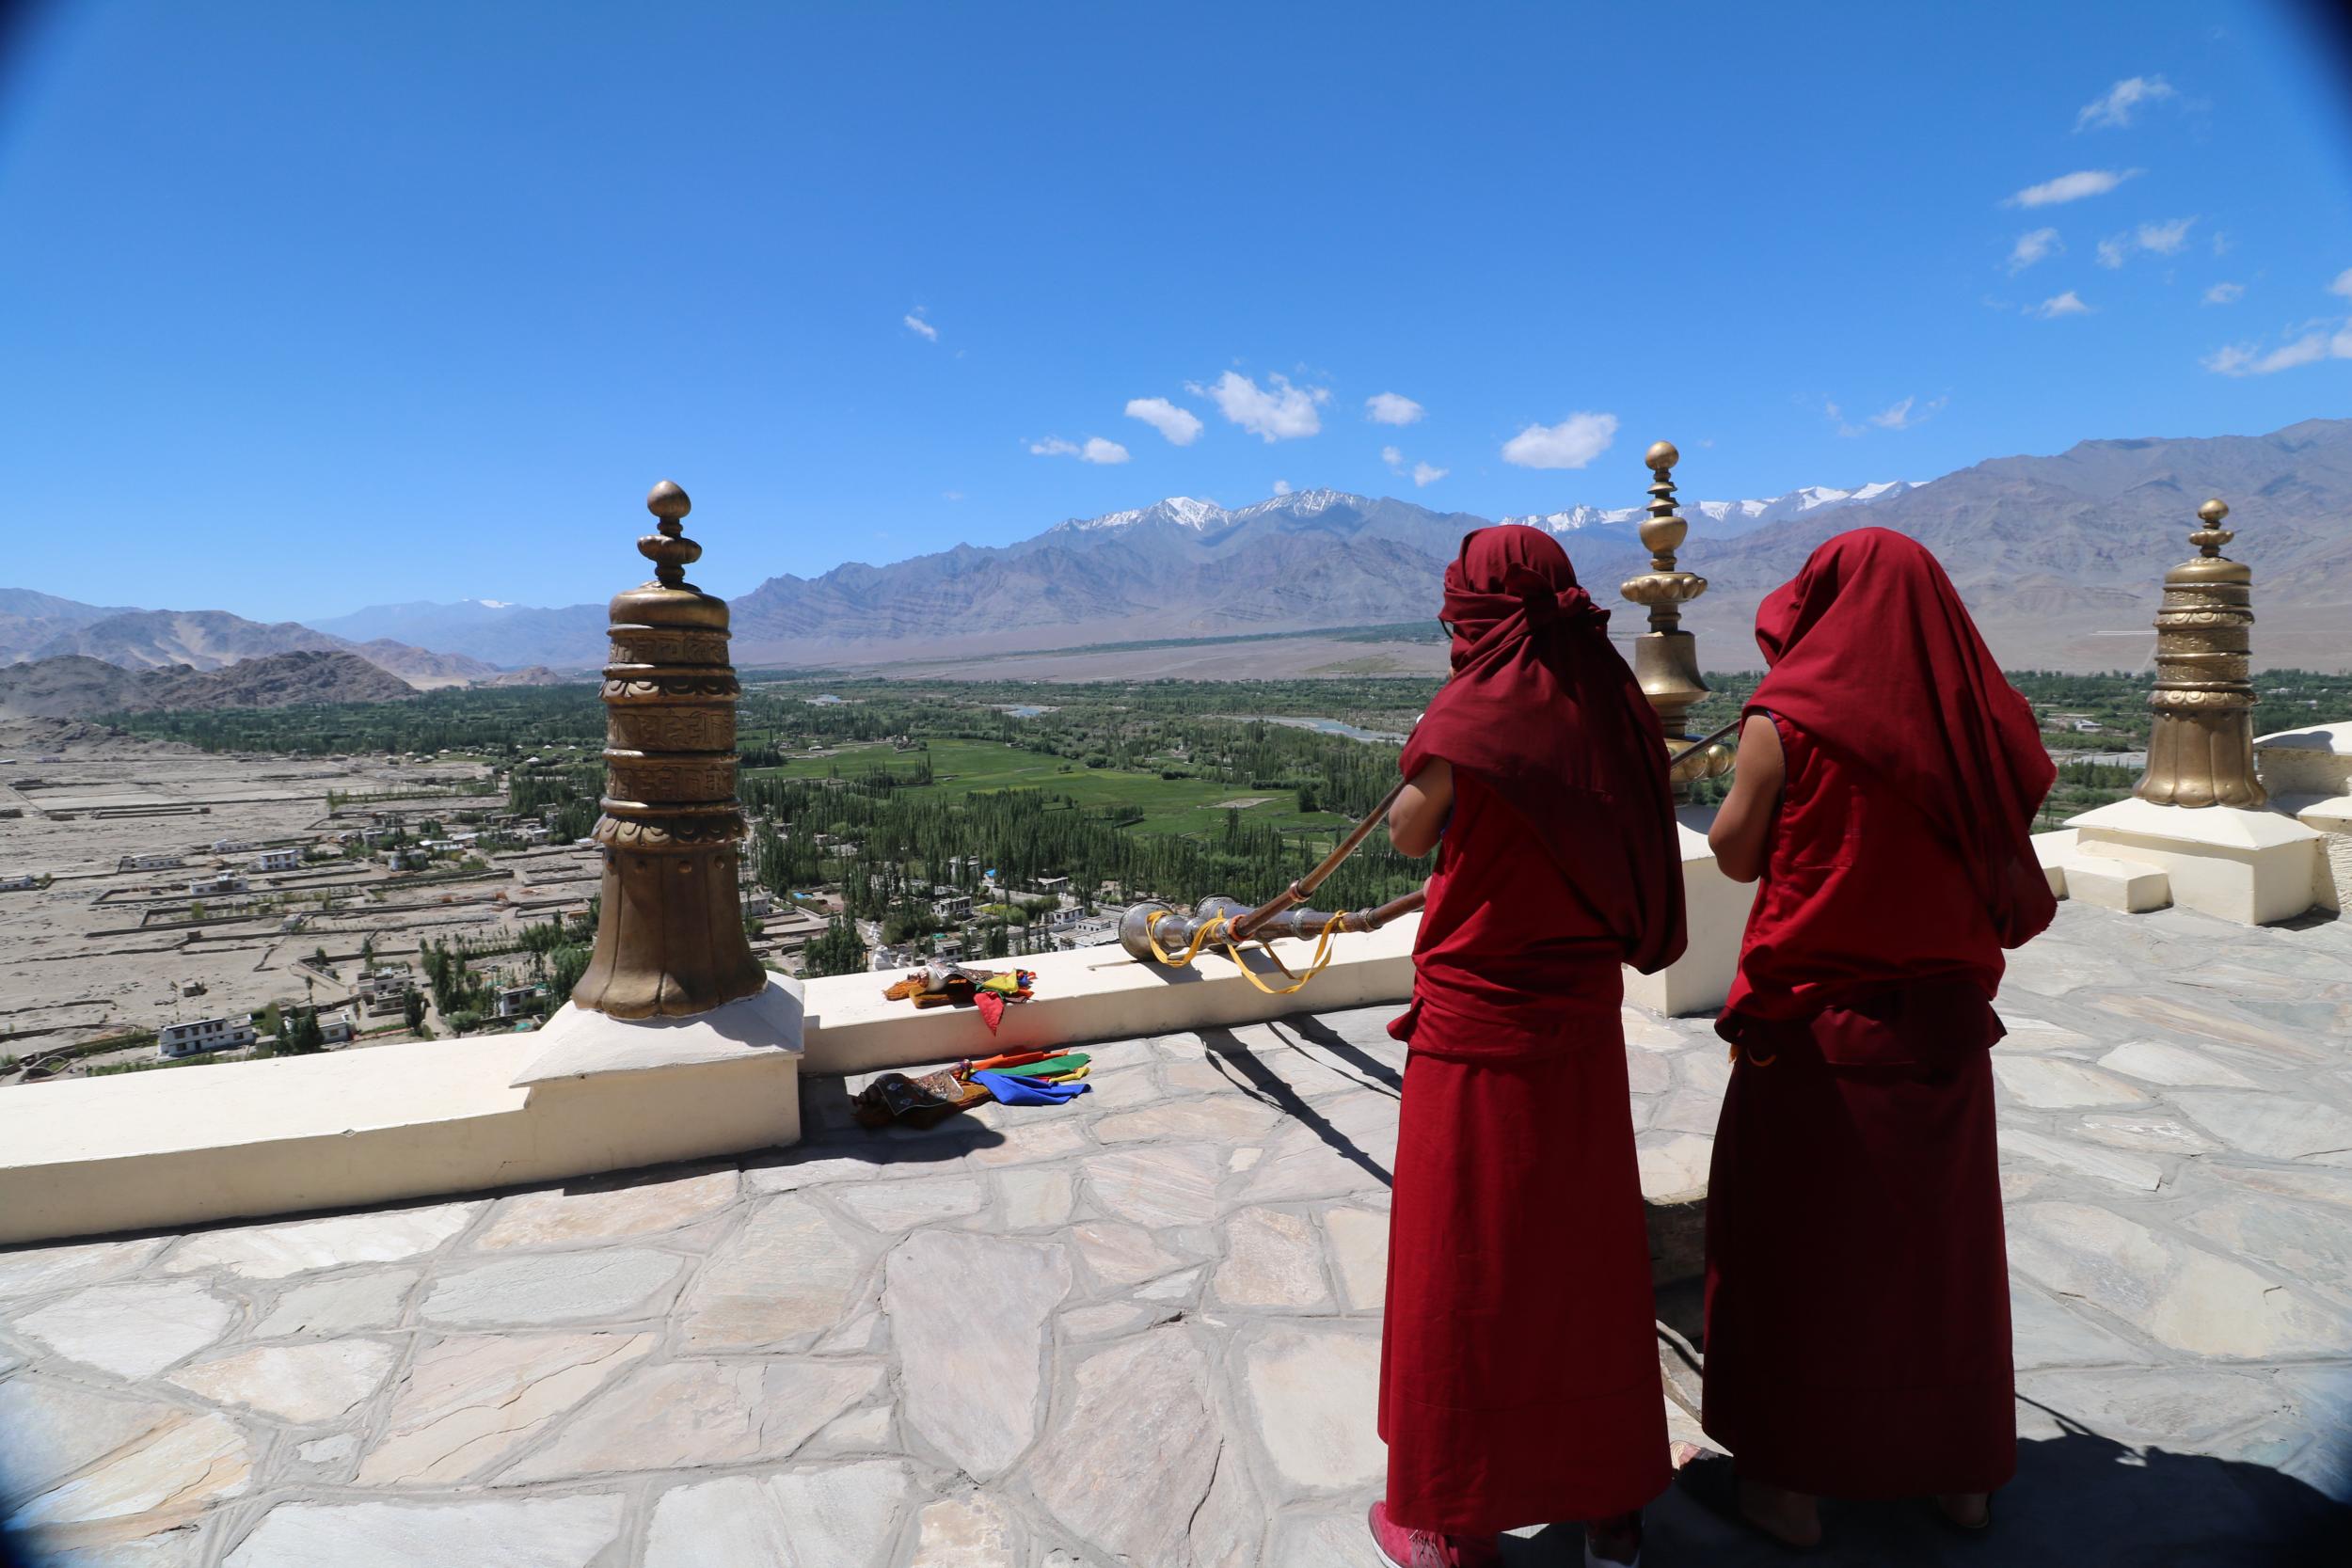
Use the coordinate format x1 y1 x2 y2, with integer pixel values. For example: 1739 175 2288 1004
1699 528 2057 1546
1371 525 1686 1568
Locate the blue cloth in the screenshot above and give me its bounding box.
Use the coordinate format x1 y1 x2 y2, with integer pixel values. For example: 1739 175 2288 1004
973 1069 1090 1105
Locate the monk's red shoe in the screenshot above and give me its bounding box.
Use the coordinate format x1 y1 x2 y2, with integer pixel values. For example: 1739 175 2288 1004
1367 1500 1502 1568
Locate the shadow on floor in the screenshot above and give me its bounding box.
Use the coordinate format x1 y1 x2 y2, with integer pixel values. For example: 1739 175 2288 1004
768 1072 1009 1166
1199 1025 1393 1189
1280 1012 1406 1096
1509 1414 2352 1567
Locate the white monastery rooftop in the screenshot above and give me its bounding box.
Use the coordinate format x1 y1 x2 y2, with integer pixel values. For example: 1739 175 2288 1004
1 901 2348 1566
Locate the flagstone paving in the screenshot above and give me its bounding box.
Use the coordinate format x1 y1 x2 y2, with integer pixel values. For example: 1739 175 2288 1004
2 900 2349 1565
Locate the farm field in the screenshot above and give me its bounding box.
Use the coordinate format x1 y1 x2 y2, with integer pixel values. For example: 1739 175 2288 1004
748 737 1356 841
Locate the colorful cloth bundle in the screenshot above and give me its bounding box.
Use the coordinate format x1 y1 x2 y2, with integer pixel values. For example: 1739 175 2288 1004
850 1050 1093 1130
882 962 1038 1033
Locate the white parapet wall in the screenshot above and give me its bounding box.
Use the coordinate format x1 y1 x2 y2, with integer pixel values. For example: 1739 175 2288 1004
2256 721 2352 914
0 1036 802 1247
0 930 1419 1246
1621 812 1756 1019
801 918 1418 1076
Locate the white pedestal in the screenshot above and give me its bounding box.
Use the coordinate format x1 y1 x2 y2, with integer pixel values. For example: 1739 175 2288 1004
2066 797 2322 927
1622 808 1756 1019
516 975 805 1085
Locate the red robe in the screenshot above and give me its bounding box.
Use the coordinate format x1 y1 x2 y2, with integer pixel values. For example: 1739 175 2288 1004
1380 526 1683 1533
1702 719 2015 1496
1703 530 2053 1498
1382 771 1669 1530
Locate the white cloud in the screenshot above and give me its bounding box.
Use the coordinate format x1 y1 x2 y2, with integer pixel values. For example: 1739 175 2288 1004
2075 75 2177 131
1029 436 1131 464
1364 391 1425 425
2331 267 2352 299
2007 228 2063 274
2212 230 2233 257
1868 395 1947 430
903 309 938 341
2030 291 2093 319
1501 411 1618 470
2006 168 2140 208
2098 215 2199 268
1378 443 1444 484
1186 371 1329 442
1123 396 1203 446
1824 399 1865 438
942 490 966 501
2202 281 2245 306
1271 479 1294 496
2203 318 2352 376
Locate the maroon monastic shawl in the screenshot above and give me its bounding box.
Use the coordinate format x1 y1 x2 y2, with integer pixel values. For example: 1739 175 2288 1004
1400 525 1685 974
1747 528 2058 948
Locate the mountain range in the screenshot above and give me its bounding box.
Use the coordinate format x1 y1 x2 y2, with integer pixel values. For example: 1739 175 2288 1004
7 418 2346 679
0 652 419 720
0 605 502 689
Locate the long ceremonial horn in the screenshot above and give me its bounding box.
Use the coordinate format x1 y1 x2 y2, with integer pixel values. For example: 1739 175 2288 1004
1120 706 1751 965
1669 713 1747 768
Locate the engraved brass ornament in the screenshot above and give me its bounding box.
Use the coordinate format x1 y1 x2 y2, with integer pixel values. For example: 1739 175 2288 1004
569 480 769 1018
1619 441 1732 800
2135 498 2268 810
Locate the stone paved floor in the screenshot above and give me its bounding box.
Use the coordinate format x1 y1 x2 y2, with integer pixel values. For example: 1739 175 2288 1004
2 901 2349 1566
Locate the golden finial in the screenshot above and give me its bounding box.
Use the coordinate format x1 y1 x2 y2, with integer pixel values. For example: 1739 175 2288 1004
2137 494 2265 809
572 479 766 1017
1619 440 1723 800
638 480 704 589
2190 497 2233 559
1641 442 1688 571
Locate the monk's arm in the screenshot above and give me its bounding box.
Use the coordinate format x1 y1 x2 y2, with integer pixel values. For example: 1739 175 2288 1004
1387 758 1454 858
1707 714 1785 883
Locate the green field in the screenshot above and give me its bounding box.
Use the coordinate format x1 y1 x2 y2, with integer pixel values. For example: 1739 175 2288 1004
747 738 1357 841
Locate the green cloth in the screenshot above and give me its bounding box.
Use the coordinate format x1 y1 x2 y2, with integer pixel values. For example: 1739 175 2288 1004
993 1053 1090 1079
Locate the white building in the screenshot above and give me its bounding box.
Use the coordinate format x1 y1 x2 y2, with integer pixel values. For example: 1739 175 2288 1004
211 839 255 855
318 1010 356 1045
250 847 302 873
119 853 184 873
187 874 248 898
158 1016 256 1060
0 875 36 893
494 984 543 1020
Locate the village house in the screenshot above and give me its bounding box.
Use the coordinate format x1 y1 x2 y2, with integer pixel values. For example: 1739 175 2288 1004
210 838 254 855
0 875 38 893
187 873 247 898
493 984 543 1020
117 852 183 873
156 1015 256 1060
249 847 302 874
317 1010 357 1045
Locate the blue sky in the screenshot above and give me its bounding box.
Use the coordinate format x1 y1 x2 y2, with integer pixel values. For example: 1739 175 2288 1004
3 0 2349 620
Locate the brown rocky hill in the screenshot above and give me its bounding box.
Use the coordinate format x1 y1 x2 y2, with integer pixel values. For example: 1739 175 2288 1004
1670 418 2352 672
0 606 500 689
0 652 418 719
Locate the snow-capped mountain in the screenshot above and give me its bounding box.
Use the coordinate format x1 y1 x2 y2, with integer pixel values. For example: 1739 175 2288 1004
1503 480 1922 542
206 418 2350 673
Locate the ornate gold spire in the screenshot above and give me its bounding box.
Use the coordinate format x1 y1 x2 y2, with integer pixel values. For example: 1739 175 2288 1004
1619 441 1731 800
2136 497 2267 810
570 481 768 1018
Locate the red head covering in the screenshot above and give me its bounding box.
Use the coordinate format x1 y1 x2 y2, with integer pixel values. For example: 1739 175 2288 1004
1400 524 1686 974
1748 528 2058 948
